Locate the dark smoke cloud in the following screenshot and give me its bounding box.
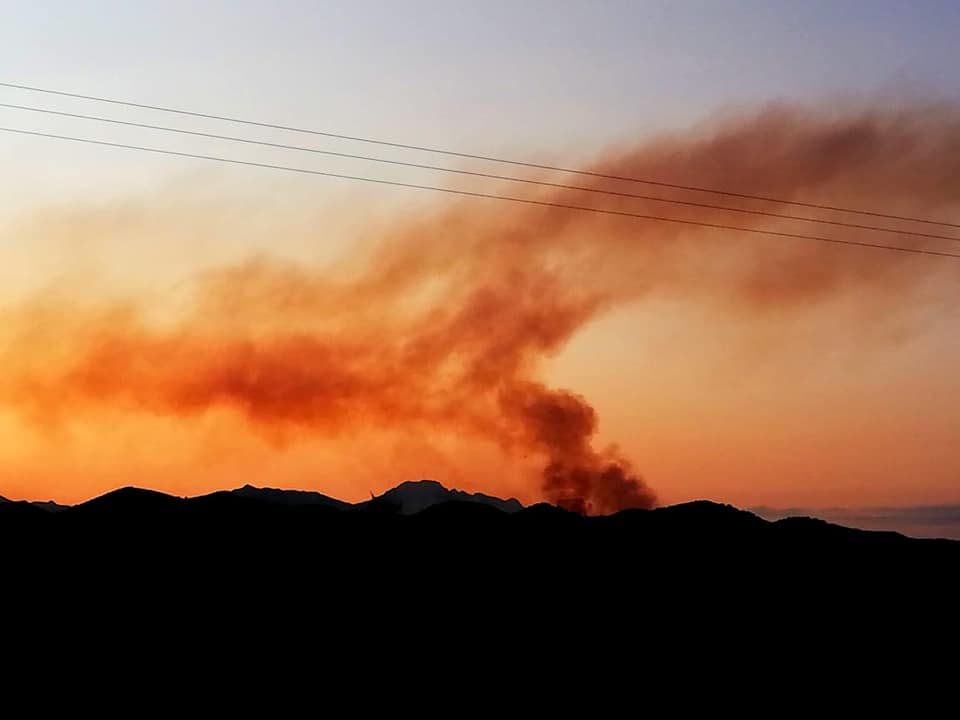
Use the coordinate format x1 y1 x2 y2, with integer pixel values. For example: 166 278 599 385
2 103 958 512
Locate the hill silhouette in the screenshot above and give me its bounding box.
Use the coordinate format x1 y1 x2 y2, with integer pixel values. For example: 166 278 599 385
229 484 351 510
4 479 957 631
4 481 956 566
357 479 524 515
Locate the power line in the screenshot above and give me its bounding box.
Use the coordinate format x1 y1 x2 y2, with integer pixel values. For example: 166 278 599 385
4 100 959 246
2 79 958 231
2 125 958 260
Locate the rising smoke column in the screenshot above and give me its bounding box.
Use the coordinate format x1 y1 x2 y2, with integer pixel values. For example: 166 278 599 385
1 103 958 512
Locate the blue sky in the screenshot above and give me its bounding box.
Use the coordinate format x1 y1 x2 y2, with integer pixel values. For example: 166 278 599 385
2 0 958 295
2 0 959 209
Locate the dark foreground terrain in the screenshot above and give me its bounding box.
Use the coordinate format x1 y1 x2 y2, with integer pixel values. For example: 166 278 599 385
4 479 958 651
6 480 951 686
4 480 956 580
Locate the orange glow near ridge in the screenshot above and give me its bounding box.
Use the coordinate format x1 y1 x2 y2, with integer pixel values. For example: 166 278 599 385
1 104 959 509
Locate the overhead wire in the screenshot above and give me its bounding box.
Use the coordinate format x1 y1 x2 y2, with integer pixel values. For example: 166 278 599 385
1 125 958 259
1 80 958 230
2 100 958 245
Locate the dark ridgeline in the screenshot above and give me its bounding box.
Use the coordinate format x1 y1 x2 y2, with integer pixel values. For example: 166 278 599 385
4 480 957 638
3 481 956 575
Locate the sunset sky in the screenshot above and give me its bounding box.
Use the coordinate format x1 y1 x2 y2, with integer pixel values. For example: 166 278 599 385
1 2 958 527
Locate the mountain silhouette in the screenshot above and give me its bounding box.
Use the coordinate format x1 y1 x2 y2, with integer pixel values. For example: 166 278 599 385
228 484 351 510
0 496 47 519
4 481 957 553
29 500 69 513
2 480 957 601
357 479 524 515
6 482 950 641
73 486 184 515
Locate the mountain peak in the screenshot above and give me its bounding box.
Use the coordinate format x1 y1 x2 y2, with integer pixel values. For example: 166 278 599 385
229 484 350 509
395 479 445 489
75 486 183 514
367 479 524 515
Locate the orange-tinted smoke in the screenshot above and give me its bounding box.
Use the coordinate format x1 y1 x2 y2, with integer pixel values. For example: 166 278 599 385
1 103 958 512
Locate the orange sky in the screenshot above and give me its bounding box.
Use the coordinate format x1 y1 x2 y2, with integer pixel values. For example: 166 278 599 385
1 103 958 509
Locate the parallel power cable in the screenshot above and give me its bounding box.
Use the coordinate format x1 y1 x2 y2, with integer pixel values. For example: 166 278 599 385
3 101 958 245
2 125 958 259
2 80 958 230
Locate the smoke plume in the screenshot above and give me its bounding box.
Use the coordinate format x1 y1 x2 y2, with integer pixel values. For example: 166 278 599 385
1 103 958 512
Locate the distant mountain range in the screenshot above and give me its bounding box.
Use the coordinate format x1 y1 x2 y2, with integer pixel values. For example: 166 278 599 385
4 480 957 612
753 503 960 540
3 479 957 555
0 479 523 517
357 480 524 515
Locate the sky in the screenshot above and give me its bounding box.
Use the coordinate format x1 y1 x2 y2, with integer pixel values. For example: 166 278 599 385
0 2 958 532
